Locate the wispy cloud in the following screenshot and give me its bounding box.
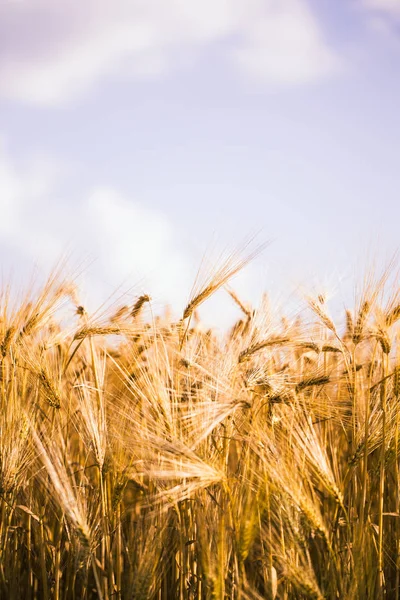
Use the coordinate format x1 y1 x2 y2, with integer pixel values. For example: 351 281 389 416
0 0 339 107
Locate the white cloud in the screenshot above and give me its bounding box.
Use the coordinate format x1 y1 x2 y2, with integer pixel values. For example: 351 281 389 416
0 144 192 311
0 0 339 106
0 150 22 235
0 139 60 238
362 0 400 12
79 188 190 306
0 145 268 327
232 1 338 85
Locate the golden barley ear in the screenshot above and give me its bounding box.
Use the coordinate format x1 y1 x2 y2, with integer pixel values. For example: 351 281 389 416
182 239 267 322
131 295 151 319
226 286 252 320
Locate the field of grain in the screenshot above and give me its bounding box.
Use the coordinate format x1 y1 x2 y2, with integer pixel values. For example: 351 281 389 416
1 255 400 599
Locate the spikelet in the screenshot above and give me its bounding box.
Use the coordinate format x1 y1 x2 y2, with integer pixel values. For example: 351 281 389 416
295 375 330 393
307 297 337 335
230 318 245 339
297 492 330 547
183 241 265 321
226 287 252 320
20 413 29 443
38 369 61 409
238 337 290 363
21 312 41 337
112 480 126 511
238 513 257 562
1 325 16 357
131 295 151 319
74 326 124 340
376 327 391 355
296 341 320 354
353 300 370 344
394 366 400 397
287 566 325 600
110 305 129 323
385 304 400 328
322 344 342 353
75 523 92 551
345 309 354 339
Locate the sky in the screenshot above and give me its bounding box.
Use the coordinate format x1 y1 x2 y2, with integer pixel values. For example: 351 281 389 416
0 0 400 326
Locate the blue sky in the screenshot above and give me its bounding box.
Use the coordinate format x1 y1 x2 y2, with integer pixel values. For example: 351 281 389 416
0 0 399 325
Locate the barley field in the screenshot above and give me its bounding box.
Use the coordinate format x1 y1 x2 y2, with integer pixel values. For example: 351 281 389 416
1 254 400 600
